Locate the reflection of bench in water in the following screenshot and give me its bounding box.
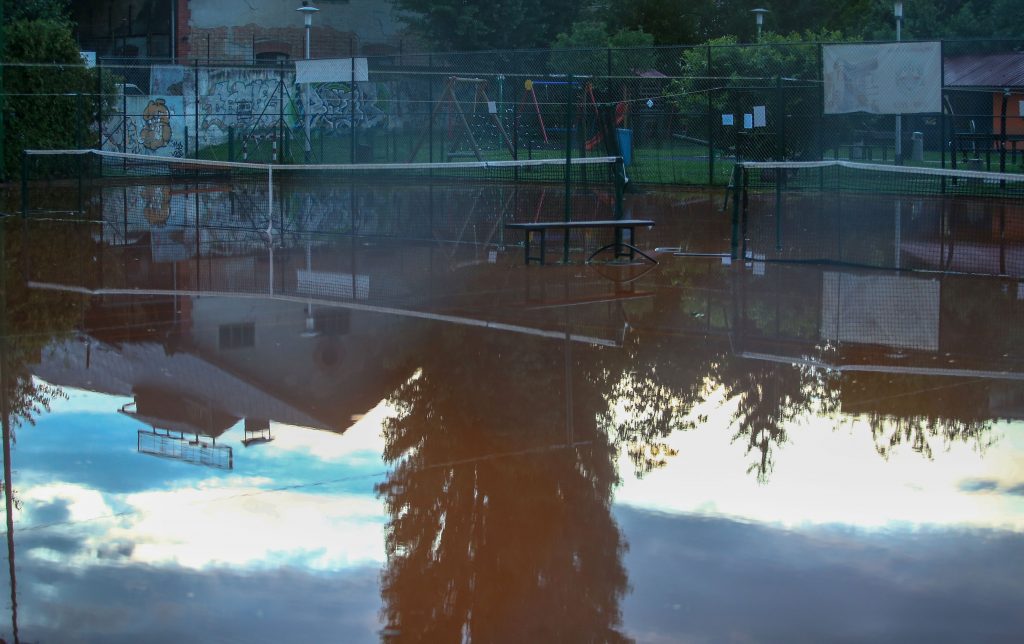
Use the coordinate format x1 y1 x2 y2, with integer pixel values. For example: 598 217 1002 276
505 219 656 265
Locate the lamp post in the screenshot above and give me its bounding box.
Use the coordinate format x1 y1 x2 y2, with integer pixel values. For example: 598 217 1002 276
297 1 319 162
894 1 903 164
751 8 769 41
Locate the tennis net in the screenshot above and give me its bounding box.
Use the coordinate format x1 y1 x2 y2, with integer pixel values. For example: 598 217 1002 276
21 149 625 233
734 160 1024 277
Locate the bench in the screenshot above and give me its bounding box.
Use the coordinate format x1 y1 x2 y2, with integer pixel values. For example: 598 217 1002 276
505 219 656 265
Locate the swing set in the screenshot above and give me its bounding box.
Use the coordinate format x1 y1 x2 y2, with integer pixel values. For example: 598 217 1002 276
407 76 516 162
518 77 628 152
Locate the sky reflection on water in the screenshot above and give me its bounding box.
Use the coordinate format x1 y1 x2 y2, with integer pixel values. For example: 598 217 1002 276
2 183 1023 642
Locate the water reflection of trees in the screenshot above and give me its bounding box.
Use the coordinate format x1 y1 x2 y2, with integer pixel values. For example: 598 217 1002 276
2 219 94 432
841 375 999 460
2 219 96 644
376 324 630 643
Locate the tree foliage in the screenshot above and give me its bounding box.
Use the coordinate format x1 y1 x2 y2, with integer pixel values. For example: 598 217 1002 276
393 0 586 51
550 21 656 80
2 0 98 177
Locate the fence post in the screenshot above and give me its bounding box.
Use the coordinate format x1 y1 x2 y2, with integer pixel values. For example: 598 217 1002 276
95 59 103 151
122 88 128 153
278 62 285 164
707 44 714 186
228 126 235 162
20 151 28 218
1000 88 1009 188
730 164 741 259
193 60 200 160
775 75 784 161
563 74 575 262
351 55 357 163
940 40 946 192
815 42 824 161
427 54 433 163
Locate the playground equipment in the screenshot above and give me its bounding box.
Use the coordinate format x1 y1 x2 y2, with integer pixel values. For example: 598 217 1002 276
517 77 627 153
407 76 515 162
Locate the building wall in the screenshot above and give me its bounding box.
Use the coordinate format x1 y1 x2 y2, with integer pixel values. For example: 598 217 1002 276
992 93 1024 138
185 0 404 63
75 1 405 62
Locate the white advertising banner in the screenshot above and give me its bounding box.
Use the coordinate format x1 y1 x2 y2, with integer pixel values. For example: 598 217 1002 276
295 58 369 84
823 42 942 114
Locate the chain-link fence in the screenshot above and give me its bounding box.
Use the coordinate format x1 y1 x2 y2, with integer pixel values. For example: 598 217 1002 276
6 38 1024 185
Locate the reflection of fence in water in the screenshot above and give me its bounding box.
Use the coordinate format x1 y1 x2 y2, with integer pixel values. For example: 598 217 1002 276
137 429 234 470
736 161 1024 277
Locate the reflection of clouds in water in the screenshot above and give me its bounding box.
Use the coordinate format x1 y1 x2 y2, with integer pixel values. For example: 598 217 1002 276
18 478 386 572
618 506 1024 643
615 389 1024 531
11 548 381 644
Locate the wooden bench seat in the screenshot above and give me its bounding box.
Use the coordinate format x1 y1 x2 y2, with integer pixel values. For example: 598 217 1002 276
505 219 656 265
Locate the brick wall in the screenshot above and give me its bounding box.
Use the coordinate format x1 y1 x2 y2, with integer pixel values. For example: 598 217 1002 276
176 0 192 63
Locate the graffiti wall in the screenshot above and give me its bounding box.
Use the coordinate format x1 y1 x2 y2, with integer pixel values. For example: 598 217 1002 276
103 95 187 157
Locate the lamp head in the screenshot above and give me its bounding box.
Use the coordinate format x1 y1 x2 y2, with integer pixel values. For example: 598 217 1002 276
894 1 904 19
751 8 770 25
297 1 319 27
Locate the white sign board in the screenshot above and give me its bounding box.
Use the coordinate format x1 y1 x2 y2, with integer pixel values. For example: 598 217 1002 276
722 113 734 126
743 113 753 129
753 105 766 127
823 42 942 114
295 58 369 84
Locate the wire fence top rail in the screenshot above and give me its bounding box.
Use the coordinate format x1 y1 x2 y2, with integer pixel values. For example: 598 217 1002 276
740 160 1024 183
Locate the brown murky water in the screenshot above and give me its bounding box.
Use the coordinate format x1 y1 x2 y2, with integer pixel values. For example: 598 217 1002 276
1 178 1023 642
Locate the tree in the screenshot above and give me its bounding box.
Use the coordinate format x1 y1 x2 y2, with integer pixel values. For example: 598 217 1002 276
393 0 586 51
2 0 98 176
603 0 706 45
671 29 845 160
550 21 656 80
376 322 631 642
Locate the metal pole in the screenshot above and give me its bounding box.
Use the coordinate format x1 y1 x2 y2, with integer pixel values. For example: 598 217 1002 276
895 7 903 164
0 0 5 183
351 55 357 163
707 44 714 185
194 60 200 160
96 59 104 152
303 19 312 162
428 54 434 163
563 75 574 263
1000 89 1009 187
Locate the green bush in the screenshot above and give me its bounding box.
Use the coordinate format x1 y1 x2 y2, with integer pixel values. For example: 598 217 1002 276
2 15 99 177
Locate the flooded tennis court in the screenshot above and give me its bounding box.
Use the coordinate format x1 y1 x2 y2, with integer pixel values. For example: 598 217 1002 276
2 169 1023 642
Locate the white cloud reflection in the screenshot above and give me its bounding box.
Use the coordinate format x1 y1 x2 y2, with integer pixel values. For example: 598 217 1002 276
614 384 1024 532
16 390 396 575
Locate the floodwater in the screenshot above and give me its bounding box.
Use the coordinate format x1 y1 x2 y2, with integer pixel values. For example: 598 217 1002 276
1 178 1023 643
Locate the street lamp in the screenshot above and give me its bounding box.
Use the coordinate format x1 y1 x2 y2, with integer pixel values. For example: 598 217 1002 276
297 1 319 161
751 8 769 41
894 1 903 163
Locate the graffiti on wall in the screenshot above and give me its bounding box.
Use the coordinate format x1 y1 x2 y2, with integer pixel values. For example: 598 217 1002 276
104 66 419 156
191 68 403 148
103 95 187 157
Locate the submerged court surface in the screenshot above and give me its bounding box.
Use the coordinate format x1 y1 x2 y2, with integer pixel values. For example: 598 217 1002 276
2 174 1024 642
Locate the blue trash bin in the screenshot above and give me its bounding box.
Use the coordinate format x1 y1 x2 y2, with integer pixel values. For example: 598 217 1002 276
615 128 633 166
